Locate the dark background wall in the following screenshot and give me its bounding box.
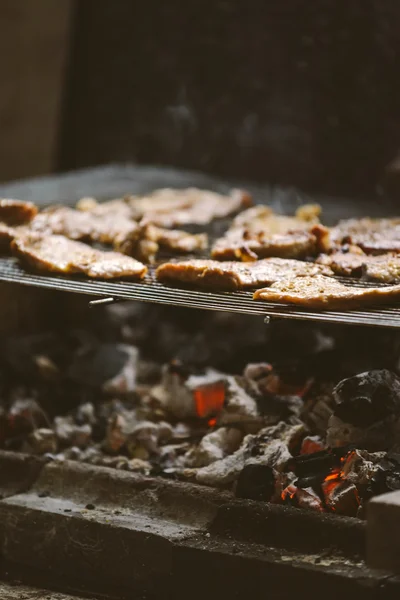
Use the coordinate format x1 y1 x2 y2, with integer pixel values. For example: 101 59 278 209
0 0 71 181
59 0 400 198
0 0 399 199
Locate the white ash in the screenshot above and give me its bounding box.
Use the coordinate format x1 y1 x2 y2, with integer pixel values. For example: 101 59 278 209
218 376 261 432
125 420 173 457
54 416 92 449
75 402 97 425
186 422 304 488
341 449 387 487
184 427 244 468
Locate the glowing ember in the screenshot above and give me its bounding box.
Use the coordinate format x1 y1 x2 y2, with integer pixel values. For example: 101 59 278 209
194 382 225 418
281 484 297 501
208 417 217 427
300 435 325 455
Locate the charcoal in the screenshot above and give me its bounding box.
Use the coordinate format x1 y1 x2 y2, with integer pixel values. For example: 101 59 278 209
184 426 244 468
235 464 275 501
68 343 139 393
190 423 301 488
322 480 360 517
25 428 57 455
333 370 400 427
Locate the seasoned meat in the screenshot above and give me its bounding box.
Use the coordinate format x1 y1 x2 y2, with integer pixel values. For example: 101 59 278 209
12 234 147 280
0 199 38 224
253 275 400 310
76 197 133 219
211 204 328 260
318 250 400 283
116 222 208 263
30 206 137 245
316 249 366 277
330 217 400 254
156 258 333 291
80 188 252 227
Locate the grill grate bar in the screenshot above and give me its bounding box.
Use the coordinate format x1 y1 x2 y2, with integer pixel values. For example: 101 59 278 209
1 257 400 327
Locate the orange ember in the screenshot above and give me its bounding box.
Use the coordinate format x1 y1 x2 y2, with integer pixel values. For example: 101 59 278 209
208 417 217 427
300 436 324 455
281 484 297 501
194 382 225 418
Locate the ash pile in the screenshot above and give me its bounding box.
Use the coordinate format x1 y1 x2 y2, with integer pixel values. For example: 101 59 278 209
1 301 400 519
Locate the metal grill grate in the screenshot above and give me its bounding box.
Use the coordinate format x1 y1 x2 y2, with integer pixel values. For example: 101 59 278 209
1 257 400 328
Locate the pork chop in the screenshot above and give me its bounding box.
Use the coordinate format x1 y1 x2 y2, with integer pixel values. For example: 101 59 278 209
12 234 147 280
317 250 400 284
253 274 400 310
330 217 400 254
79 188 252 227
211 204 328 260
115 223 208 263
0 199 38 224
156 258 333 291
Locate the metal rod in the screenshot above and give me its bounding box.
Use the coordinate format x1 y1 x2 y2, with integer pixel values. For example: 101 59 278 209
89 297 117 307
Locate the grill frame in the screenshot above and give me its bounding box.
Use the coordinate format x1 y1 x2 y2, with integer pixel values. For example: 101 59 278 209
3 257 400 328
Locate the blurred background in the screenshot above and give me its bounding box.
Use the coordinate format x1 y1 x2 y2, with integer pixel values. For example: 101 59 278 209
1 0 400 199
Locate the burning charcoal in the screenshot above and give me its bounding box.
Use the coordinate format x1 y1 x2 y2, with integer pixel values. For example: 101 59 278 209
54 416 92 449
25 428 57 455
341 449 386 488
69 343 139 394
184 427 244 468
235 464 275 501
327 370 400 450
322 479 360 516
282 484 324 512
300 435 325 455
152 365 226 420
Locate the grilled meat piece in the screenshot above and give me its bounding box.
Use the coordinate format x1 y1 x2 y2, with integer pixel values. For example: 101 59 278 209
156 258 333 291
0 199 38 224
30 206 137 245
12 233 147 280
253 274 400 310
318 251 400 283
79 188 252 227
211 204 328 260
330 217 400 254
0 200 39 252
116 222 208 263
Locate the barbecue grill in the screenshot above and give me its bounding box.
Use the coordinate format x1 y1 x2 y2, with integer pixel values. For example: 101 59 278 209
3 1 400 596
0 166 399 600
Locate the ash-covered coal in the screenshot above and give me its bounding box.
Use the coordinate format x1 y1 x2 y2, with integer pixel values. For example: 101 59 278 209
327 370 400 450
1 301 400 518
